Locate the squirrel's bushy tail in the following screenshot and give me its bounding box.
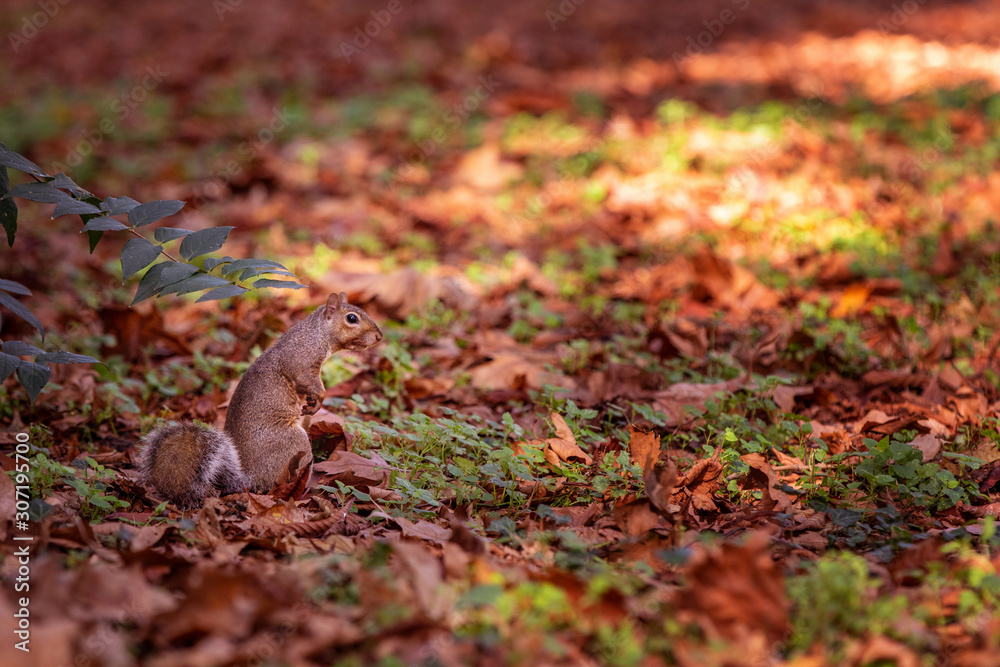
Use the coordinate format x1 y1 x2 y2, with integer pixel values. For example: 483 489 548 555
136 422 249 509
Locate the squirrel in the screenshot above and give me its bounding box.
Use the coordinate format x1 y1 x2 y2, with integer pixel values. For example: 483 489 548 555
135 292 383 508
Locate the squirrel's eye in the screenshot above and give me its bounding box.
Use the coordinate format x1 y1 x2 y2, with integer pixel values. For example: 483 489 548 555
346 313 358 324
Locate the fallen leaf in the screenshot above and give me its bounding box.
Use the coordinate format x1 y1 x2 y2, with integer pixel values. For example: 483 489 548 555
740 453 793 513
628 425 660 471
910 433 941 463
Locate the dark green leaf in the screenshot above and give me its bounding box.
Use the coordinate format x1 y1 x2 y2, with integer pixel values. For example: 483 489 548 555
195 284 247 302
2 340 45 356
36 351 101 365
130 262 170 305
53 198 103 217
127 200 185 227
0 292 44 338
155 262 199 289
120 238 163 281
16 361 50 404
160 274 231 296
153 227 192 243
81 216 129 232
87 229 104 253
4 182 72 204
179 226 234 260
0 143 47 179
239 267 296 280
0 351 19 381
203 256 234 272
221 258 290 276
0 278 30 296
49 173 91 198
0 165 16 247
252 278 307 290
101 196 141 216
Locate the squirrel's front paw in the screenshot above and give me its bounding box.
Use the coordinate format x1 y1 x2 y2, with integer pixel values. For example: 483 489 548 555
301 393 322 416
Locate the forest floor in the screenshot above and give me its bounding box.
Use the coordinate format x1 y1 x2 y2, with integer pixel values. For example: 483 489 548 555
3 0 1000 665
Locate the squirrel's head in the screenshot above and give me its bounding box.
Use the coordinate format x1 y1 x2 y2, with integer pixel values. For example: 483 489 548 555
324 292 383 351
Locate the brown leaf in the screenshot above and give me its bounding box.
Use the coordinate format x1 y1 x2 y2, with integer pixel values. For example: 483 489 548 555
613 499 660 537
644 459 678 515
628 425 660 471
740 453 793 513
830 283 873 318
392 517 454 544
308 409 353 454
652 378 746 426
469 353 574 392
677 448 724 512
678 532 789 642
910 433 941 463
313 451 396 486
271 450 312 500
541 412 593 465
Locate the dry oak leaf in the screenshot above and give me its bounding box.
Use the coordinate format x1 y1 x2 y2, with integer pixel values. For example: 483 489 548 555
676 448 724 512
468 353 574 392
542 412 593 466
678 532 789 642
383 515 454 544
313 450 396 487
909 433 941 463
740 453 793 513
652 378 746 427
613 499 661 537
628 425 660 471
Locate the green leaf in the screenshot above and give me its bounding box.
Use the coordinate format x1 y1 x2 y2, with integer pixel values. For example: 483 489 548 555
0 292 44 339
53 198 103 217
153 227 192 243
0 165 16 247
2 340 45 356
203 256 234 272
179 226 234 260
101 195 141 216
155 262 199 289
86 229 104 253
0 143 47 179
238 267 296 280
221 258 290 276
49 173 91 198
0 278 30 296
127 200 185 227
16 360 50 403
195 284 248 302
0 351 19 381
252 278 307 290
130 262 170 305
120 238 163 281
160 274 232 296
81 216 129 232
35 351 101 365
4 182 72 204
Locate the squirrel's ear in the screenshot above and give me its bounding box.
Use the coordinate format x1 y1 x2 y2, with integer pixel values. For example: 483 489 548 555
338 292 349 307
325 293 339 312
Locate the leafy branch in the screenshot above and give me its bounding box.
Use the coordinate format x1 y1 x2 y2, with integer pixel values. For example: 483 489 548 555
0 142 306 402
